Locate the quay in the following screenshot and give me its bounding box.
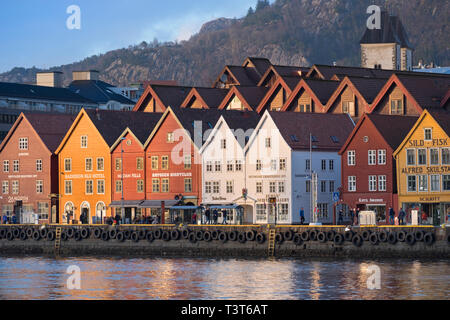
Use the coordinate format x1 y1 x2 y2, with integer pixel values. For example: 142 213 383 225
0 224 449 259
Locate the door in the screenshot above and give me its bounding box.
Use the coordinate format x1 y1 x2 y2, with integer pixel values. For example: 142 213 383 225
125 208 132 224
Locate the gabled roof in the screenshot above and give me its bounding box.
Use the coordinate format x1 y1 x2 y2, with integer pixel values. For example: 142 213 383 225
242 57 272 77
68 80 134 105
369 73 450 113
0 113 76 154
281 79 339 112
218 86 269 111
339 114 418 155
180 87 229 109
264 111 354 151
0 81 96 104
360 11 413 49
258 65 309 86
306 64 395 80
132 84 192 112
255 76 301 113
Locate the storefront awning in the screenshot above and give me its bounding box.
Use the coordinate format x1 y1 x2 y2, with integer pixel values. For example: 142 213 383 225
170 206 201 210
109 201 143 208
139 200 180 208
207 204 241 210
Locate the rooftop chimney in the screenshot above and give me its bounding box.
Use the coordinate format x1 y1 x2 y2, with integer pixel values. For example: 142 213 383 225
72 70 100 81
36 71 63 88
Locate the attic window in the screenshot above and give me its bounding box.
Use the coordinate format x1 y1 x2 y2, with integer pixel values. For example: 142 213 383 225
290 135 299 142
330 136 339 143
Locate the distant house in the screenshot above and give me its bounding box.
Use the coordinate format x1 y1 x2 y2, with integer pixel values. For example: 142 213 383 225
132 84 192 112
180 87 229 109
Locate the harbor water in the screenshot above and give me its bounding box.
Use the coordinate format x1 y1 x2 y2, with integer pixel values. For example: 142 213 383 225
0 256 448 300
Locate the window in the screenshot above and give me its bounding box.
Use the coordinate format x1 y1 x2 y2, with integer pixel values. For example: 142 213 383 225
378 176 386 192
36 180 43 194
329 180 335 193
3 160 9 173
430 149 439 165
184 155 192 170
278 181 285 193
205 182 212 194
348 176 356 192
81 136 88 148
368 150 376 165
418 149 427 166
256 160 262 171
12 181 19 194
97 158 104 171
443 175 450 191
85 158 93 171
320 181 327 193
36 159 42 172
162 156 169 170
431 175 440 192
269 182 276 193
418 175 428 192
13 160 19 172
235 160 242 171
329 160 334 171
221 139 226 149
65 181 72 195
265 138 271 148
256 204 267 221
162 179 169 193
184 178 192 193
64 159 72 172
151 156 159 170
206 161 212 172
97 180 105 194
19 138 28 150
226 181 233 194
390 99 403 115
442 148 450 165
137 158 144 171
424 128 432 141
348 151 355 166
407 149 416 166
407 176 417 192
306 180 311 193
227 161 234 172
215 161 221 172
306 159 311 171
115 158 122 171
317 203 329 219
115 180 122 193
37 202 49 220
278 203 289 221
271 160 277 171
167 132 174 143
321 160 326 171
378 150 386 165
256 182 263 193
86 180 94 194
152 179 160 193
2 181 9 194
369 176 377 191
299 104 311 113
212 181 220 194
280 159 286 171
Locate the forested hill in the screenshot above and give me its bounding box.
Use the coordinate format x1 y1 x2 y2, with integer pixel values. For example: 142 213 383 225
1 0 448 87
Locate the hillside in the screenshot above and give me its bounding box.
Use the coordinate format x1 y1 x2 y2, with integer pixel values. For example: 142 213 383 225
0 0 448 87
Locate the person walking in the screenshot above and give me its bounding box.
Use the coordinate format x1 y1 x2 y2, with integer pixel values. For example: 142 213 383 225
2 214 7 225
389 207 395 225
222 210 227 225
114 213 121 226
299 208 305 225
350 209 355 226
338 209 344 225
205 209 211 225
398 208 406 225
192 212 197 224
213 209 218 224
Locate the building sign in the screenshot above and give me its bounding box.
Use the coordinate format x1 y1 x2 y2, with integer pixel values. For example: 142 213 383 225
358 198 384 204
117 173 142 179
18 153 29 157
152 172 192 178
65 174 105 179
249 175 287 179
408 138 448 147
401 166 450 175
8 174 38 179
8 196 29 203
419 196 440 203
212 196 227 201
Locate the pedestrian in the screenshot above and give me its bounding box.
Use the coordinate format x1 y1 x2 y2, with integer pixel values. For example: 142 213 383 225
205 209 211 225
398 208 406 225
213 209 218 224
355 208 360 225
192 212 197 224
2 214 7 225
350 209 355 226
421 211 428 225
338 209 344 225
11 214 17 225
389 207 395 225
115 213 121 226
222 210 227 225
299 208 305 225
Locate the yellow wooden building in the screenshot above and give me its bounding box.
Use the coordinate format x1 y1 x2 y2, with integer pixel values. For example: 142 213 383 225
393 110 450 225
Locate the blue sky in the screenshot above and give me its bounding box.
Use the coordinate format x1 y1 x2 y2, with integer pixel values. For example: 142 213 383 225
0 0 260 73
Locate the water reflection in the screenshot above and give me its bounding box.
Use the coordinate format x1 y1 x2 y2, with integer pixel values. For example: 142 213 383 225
0 257 448 300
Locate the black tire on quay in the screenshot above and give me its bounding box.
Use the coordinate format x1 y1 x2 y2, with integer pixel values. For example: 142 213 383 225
344 231 354 242
326 230 336 241
0 228 6 239
39 228 47 238
317 231 327 243
398 231 407 242
352 234 363 247
20 230 28 241
293 234 303 246
447 234 450 245
61 232 68 241
47 231 56 242
203 231 212 242
424 233 435 246
283 230 294 241
116 232 125 242
275 233 284 244
362 230 371 241
94 228 103 239
26 228 34 238
32 230 40 241
246 230 256 242
124 230 132 240
162 231 171 242
13 228 21 238
182 229 190 239
238 232 246 244
195 230 204 241
228 231 238 242
211 230 219 240
81 228 90 239
138 230 147 240
388 232 397 245
109 229 118 239
414 230 425 242
406 233 416 246
379 230 388 243
74 231 82 241
146 231 154 243
188 232 197 244
219 231 228 243
301 231 310 242
131 232 140 243
256 233 266 244
66 228 75 238
101 231 109 241
6 231 14 241
154 229 163 240
334 233 344 245
309 230 318 241
369 233 379 245
171 229 181 241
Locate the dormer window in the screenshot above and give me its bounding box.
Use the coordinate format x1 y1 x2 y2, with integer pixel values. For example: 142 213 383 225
342 101 355 117
390 99 404 115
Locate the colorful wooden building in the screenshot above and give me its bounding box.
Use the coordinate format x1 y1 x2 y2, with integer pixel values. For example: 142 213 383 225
132 84 191 112
393 110 450 226
180 87 229 110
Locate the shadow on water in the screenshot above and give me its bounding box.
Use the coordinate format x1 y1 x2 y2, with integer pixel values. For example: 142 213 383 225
0 255 448 300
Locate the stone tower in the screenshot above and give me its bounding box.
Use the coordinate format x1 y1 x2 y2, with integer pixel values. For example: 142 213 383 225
360 11 413 71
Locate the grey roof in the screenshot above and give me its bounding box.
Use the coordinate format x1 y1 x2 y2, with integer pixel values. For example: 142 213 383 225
221 111 260 148
347 76 388 103
69 80 135 105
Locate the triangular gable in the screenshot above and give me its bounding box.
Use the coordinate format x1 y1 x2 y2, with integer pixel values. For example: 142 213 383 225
212 66 241 88
368 74 423 114
132 84 167 112
218 86 253 111
441 89 450 108
257 66 278 87
281 79 325 112
255 77 295 113
110 127 145 153
306 65 326 80
324 77 370 113
199 116 227 155
180 88 209 109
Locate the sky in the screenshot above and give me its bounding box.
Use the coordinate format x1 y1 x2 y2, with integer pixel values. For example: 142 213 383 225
0 0 260 73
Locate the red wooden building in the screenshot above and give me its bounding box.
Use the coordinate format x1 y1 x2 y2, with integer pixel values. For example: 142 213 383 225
0 113 75 223
339 113 418 223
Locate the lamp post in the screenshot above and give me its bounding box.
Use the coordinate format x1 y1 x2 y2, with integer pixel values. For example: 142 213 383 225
120 137 126 224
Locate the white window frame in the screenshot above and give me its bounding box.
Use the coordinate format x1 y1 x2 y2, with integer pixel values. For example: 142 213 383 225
348 176 356 192
348 151 356 166
368 150 376 166
378 150 386 165
378 175 386 192
36 159 43 172
19 137 28 150
81 136 88 148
